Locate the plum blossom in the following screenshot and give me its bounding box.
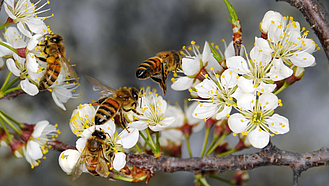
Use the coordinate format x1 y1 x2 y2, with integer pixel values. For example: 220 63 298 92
69 103 96 136
130 87 175 131
171 41 223 91
226 44 279 95
192 69 238 120
228 93 289 148
23 120 59 168
1 27 44 95
3 0 51 38
259 10 318 69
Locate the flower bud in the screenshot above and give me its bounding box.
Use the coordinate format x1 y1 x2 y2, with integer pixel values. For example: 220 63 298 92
0 128 12 146
16 48 27 58
231 171 249 186
58 149 81 174
214 142 230 156
159 137 182 158
234 135 251 150
259 10 284 35
205 118 216 129
9 138 25 158
285 66 305 85
19 123 34 143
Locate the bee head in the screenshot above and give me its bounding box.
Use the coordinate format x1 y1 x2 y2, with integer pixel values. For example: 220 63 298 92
49 34 63 44
131 87 139 101
92 130 107 140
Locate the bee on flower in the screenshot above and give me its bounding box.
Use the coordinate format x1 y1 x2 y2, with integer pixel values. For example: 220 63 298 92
58 120 139 179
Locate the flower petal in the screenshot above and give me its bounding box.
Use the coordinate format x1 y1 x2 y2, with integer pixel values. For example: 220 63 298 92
118 128 139 149
26 140 43 160
215 105 232 120
17 22 32 38
20 79 39 96
237 93 256 111
288 51 315 68
247 127 270 149
226 56 250 74
171 76 193 91
129 120 148 130
228 113 248 133
6 58 21 76
237 77 255 94
266 114 289 134
258 93 278 111
182 57 200 76
32 120 49 138
192 102 218 119
113 152 126 171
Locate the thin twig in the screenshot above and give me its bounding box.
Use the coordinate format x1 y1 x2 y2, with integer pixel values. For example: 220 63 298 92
277 0 329 61
0 89 26 100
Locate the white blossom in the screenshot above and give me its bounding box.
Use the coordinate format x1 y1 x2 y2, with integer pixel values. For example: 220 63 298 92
192 69 238 120
171 41 223 91
130 87 175 131
228 93 289 148
23 120 59 168
4 0 51 38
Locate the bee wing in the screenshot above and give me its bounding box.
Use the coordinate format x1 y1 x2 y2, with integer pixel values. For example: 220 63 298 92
71 150 87 181
60 55 79 80
86 75 116 97
95 150 110 178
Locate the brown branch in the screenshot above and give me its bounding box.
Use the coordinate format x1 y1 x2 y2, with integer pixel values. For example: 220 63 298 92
49 141 329 185
277 0 329 61
0 89 26 100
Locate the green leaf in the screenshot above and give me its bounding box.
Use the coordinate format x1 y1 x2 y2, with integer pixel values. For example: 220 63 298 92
223 0 238 23
208 43 223 62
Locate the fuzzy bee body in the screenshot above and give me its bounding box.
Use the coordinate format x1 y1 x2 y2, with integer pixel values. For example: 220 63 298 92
38 34 78 90
136 51 181 94
87 76 140 130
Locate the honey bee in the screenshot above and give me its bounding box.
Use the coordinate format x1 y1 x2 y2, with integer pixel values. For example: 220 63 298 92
37 34 78 90
72 130 110 180
136 51 182 95
86 76 140 130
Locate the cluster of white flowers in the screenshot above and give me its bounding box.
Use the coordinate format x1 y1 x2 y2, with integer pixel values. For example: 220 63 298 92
172 10 318 148
0 0 78 110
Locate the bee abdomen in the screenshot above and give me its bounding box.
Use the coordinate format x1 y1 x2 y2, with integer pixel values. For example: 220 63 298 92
136 58 161 79
39 62 61 90
95 99 119 125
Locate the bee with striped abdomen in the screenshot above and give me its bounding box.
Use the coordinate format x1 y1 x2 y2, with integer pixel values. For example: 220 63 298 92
72 130 110 180
86 76 140 130
136 50 182 95
37 34 78 90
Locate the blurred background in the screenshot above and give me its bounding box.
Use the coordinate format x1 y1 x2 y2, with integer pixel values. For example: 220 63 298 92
0 0 329 185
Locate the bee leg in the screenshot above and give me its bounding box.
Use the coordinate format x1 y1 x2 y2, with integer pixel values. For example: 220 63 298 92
37 56 47 62
150 76 166 94
123 108 142 115
119 111 130 133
